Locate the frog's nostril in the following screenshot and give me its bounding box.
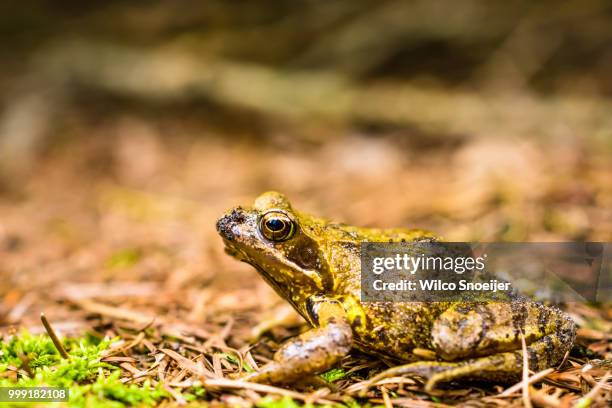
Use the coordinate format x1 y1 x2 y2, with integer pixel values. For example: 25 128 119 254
216 207 250 241
216 215 235 241
230 208 246 224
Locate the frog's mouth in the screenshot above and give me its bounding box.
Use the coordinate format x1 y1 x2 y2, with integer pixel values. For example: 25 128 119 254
229 251 283 296
249 262 311 324
220 236 250 261
222 244 240 258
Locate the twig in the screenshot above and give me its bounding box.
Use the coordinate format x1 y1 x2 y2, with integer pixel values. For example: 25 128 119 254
520 332 533 408
345 377 418 395
556 349 570 370
163 384 187 406
500 368 554 396
541 378 582 392
17 352 34 378
40 313 69 359
529 388 561 408
381 386 392 408
102 332 145 358
202 378 337 405
7 293 35 323
370 398 454 407
574 371 611 407
160 348 213 379
119 362 144 376
72 299 156 324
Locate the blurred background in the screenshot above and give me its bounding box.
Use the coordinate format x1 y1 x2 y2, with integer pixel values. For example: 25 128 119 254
0 1 610 332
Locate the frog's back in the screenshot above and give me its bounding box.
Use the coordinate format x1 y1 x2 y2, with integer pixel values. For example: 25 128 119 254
315 221 446 359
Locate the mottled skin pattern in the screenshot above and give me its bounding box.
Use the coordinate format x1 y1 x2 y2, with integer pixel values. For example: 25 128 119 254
216 192 576 390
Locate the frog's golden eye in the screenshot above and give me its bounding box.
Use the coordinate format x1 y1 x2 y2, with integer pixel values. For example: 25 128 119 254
259 211 295 242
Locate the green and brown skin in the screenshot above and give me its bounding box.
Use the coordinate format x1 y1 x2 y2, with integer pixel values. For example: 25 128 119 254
216 192 576 390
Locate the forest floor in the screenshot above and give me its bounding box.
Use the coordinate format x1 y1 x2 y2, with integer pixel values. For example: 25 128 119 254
0 127 610 406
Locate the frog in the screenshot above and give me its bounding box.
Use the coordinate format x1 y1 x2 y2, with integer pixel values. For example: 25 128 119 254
216 191 576 391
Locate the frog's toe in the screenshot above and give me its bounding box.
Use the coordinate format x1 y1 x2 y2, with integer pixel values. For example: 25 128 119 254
240 370 265 383
239 362 281 383
359 361 459 396
424 363 486 392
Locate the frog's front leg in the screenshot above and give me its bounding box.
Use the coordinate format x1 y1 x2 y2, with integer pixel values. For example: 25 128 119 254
243 298 352 384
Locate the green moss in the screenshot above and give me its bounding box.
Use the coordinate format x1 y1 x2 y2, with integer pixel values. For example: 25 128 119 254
219 351 254 373
257 396 304 408
0 331 168 407
319 368 347 383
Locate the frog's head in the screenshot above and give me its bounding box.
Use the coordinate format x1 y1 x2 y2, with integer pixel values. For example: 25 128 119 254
216 192 334 312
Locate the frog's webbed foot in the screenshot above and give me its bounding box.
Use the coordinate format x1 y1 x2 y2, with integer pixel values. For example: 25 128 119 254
243 298 352 384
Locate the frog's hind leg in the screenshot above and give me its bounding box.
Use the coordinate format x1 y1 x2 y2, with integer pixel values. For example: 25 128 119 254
365 316 576 393
363 352 519 393
426 316 575 391
432 300 576 365
424 352 519 391
361 360 462 394
424 328 575 393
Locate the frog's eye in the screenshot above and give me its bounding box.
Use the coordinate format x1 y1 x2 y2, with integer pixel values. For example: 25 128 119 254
259 211 295 242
